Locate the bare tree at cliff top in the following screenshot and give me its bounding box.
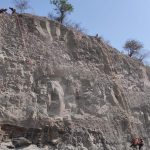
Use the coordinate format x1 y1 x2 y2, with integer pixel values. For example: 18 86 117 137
13 0 30 13
123 40 143 57
64 21 87 34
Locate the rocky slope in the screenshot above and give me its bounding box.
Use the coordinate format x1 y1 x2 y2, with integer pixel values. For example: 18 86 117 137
0 13 150 149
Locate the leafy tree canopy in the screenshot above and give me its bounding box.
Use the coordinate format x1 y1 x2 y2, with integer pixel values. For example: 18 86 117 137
50 0 73 23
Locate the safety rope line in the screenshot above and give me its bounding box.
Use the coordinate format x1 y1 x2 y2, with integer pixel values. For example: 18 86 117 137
70 37 137 139
0 14 50 142
13 14 37 140
96 39 138 137
14 14 30 58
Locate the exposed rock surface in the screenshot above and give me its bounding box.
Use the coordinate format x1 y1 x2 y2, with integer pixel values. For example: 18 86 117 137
0 13 150 149
12 137 31 148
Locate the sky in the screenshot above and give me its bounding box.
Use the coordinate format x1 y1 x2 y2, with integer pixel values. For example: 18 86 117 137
1 0 150 63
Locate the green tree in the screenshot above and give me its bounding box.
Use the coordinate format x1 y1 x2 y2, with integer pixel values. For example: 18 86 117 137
123 40 143 57
50 0 73 23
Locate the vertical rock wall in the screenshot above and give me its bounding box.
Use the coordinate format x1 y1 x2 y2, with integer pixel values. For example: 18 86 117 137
0 13 150 149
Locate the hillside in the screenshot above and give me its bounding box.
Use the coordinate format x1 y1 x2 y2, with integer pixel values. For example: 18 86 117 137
0 13 150 150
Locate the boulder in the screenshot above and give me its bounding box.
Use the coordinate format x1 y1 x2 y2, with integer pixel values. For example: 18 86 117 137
12 137 31 148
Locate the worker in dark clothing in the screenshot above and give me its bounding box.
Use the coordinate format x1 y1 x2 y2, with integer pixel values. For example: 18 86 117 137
9 7 16 14
138 138 144 150
0 9 7 14
95 34 99 38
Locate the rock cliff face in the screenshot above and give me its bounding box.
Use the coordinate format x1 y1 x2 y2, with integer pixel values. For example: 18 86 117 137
0 13 150 149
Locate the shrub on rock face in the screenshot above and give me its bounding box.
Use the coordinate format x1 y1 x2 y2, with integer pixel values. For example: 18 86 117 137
64 21 87 34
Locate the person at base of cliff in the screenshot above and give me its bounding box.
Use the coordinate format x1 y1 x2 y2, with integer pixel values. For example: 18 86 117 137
138 138 144 150
0 9 7 14
130 137 139 148
130 137 144 150
9 7 16 14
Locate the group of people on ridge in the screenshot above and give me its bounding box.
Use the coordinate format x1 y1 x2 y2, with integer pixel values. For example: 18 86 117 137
0 7 16 14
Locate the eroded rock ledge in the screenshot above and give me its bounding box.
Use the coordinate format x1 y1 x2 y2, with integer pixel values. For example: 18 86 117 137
0 118 110 149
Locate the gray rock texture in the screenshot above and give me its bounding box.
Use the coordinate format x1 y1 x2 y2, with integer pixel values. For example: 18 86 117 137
0 13 150 149
12 137 31 148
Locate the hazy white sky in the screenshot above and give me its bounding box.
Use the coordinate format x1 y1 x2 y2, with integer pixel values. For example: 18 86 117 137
1 0 150 63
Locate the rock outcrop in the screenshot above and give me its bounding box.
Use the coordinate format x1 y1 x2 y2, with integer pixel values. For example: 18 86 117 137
0 13 150 149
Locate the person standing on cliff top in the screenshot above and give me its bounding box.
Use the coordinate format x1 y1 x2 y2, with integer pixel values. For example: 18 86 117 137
0 9 7 14
9 7 16 14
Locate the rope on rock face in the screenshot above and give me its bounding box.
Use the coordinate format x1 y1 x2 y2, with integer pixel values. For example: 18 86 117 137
15 14 27 53
77 38 138 142
14 14 36 136
13 14 35 139
103 41 143 138
14 14 31 64
95 39 138 137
